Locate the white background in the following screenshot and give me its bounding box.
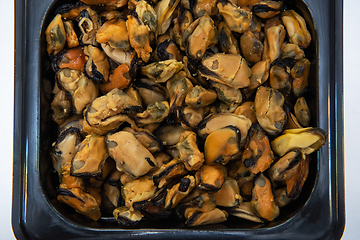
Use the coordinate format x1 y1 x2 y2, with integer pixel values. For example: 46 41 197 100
0 0 358 239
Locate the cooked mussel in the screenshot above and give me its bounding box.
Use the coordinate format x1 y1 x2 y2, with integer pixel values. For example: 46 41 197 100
242 124 274 174
77 7 100 46
227 160 256 189
172 8 194 50
136 0 158 33
186 15 217 60
135 101 170 126
218 22 240 55
281 43 305 61
210 81 243 107
274 188 292 207
199 53 251 89
71 134 109 177
121 176 158 209
53 48 86 71
141 59 183 83
176 192 216 218
294 97 311 127
106 131 157 179
100 63 131 93
58 163 84 190
96 19 130 50
51 90 72 125
101 43 133 65
197 113 252 144
134 78 168 106
85 88 142 127
195 164 227 192
233 101 257 124
56 69 98 115
176 131 204 171
252 0 283 19
228 202 263 223
291 58 310 97
104 183 121 207
155 124 186 146
251 173 279 221
265 25 286 63
271 127 327 157
72 74 99 115
204 126 241 165
217 0 253 33
126 14 152 62
240 31 263 63
193 0 218 17
83 45 110 83
166 72 193 124
281 10 311 48
165 175 196 208
57 2 88 20
185 208 228 227
284 104 303 129
113 206 144 226
212 177 242 207
286 155 310 199
46 14 66 56
247 59 270 90
254 86 286 135
269 63 291 97
152 158 187 188
177 106 205 129
185 85 217 108
155 0 181 35
155 38 183 61
123 127 163 154
268 149 302 181
64 20 79 48
52 127 82 173
57 187 101 221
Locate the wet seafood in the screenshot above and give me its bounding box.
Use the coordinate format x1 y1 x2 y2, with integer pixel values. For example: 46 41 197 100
46 0 326 227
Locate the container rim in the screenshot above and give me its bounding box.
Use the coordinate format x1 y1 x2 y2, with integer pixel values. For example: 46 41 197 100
12 0 345 239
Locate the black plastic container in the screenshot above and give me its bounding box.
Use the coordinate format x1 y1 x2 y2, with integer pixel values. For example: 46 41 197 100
13 0 345 239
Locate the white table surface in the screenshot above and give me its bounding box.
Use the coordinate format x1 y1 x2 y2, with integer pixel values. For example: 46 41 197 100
0 0 358 239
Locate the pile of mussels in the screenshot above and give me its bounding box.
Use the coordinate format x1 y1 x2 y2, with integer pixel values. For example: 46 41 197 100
48 0 327 227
